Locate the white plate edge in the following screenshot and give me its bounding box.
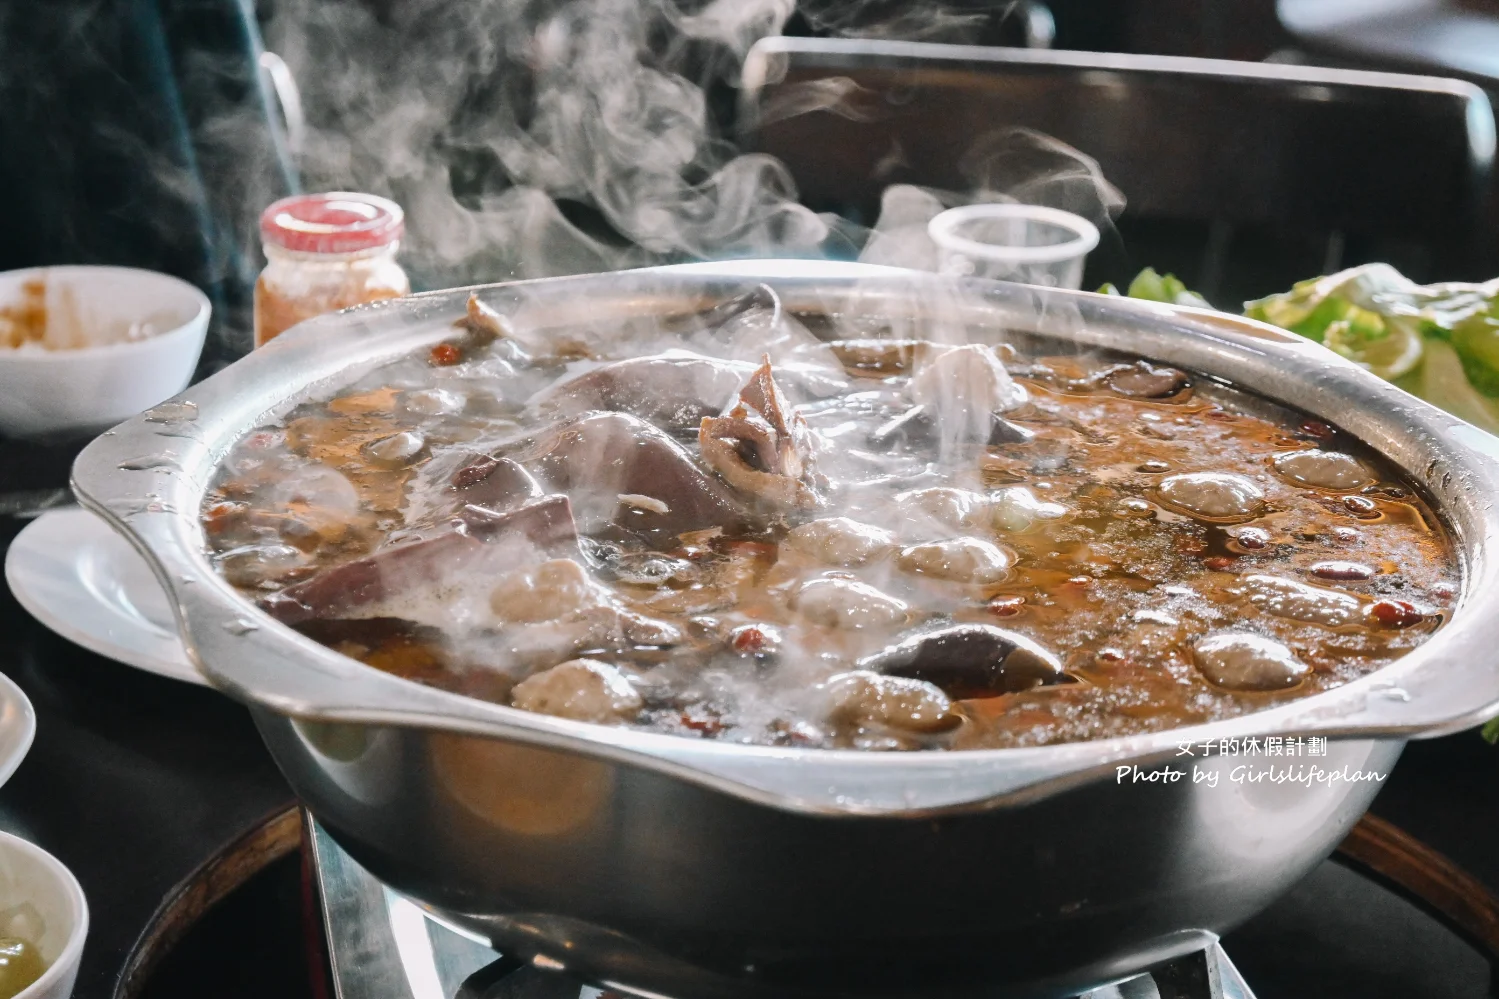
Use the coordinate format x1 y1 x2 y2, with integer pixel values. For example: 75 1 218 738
5 511 205 686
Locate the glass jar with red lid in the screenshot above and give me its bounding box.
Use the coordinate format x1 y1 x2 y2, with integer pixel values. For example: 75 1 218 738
253 192 411 347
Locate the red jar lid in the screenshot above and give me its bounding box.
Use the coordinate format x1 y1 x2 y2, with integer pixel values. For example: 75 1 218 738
260 192 404 254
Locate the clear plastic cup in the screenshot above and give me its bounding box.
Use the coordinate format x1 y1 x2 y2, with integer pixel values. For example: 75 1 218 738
927 203 1100 289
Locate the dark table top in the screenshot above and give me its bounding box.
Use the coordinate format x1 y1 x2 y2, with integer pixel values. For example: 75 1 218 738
0 508 294 999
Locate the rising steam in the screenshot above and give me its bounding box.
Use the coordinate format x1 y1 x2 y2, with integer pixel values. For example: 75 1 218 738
265 0 821 286
260 0 1086 290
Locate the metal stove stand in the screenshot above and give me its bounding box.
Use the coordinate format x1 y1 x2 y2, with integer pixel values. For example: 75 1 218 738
307 816 1254 999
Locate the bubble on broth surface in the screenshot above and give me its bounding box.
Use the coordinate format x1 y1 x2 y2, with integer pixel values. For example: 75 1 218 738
1234 575 1364 629
988 487 1068 532
1156 472 1265 522
364 431 427 468
1272 449 1373 491
892 487 987 535
401 387 467 417
1193 632 1309 691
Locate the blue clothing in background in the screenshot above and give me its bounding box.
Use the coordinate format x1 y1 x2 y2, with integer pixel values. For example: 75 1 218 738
0 0 298 365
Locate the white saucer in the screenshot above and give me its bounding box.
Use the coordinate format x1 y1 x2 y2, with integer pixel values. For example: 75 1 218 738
5 508 204 686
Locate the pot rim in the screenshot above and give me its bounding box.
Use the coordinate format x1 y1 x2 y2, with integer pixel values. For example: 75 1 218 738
71 260 1499 816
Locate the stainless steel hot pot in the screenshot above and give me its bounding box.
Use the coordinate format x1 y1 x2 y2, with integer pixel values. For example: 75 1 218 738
73 261 1499 998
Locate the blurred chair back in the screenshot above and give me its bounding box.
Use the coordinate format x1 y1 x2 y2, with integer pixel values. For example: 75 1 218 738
739 39 1497 300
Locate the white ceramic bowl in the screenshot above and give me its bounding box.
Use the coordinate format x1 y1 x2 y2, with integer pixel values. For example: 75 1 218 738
0 833 87 999
0 266 209 438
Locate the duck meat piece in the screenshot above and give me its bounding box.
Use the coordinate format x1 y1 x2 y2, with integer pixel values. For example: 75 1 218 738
484 560 683 667
868 405 937 449
456 496 579 545
857 624 1068 699
452 295 531 364
450 454 543 510
699 357 825 512
399 450 540 529
402 451 541 528
511 411 751 537
988 417 1035 445
528 351 753 430
510 658 644 724
262 496 578 626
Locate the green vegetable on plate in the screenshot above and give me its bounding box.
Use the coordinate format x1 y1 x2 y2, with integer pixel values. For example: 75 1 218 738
1099 267 1212 309
1106 264 1499 435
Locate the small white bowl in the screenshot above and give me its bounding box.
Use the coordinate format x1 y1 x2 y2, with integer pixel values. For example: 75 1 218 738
0 266 209 438
0 833 87 999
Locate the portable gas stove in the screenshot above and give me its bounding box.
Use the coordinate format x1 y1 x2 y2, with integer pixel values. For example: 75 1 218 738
306 818 1256 999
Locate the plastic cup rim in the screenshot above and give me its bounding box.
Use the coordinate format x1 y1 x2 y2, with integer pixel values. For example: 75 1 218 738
927 203 1101 265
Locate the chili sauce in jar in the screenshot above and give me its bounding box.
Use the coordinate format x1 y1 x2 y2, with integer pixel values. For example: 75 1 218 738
254 192 410 347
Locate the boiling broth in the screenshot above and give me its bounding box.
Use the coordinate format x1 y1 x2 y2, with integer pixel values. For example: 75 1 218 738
202 296 1459 750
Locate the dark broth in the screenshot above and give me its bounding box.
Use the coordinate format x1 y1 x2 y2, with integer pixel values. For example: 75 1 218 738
202 304 1459 750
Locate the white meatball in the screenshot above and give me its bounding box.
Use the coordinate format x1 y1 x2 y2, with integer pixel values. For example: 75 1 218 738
893 487 988 532
510 658 644 723
1272 450 1372 491
1238 574 1363 628
1156 472 1265 522
795 578 908 629
1193 633 1310 691
490 559 603 623
502 605 681 669
785 518 897 566
910 344 1027 418
897 538 1010 583
988 487 1068 532
823 670 959 734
